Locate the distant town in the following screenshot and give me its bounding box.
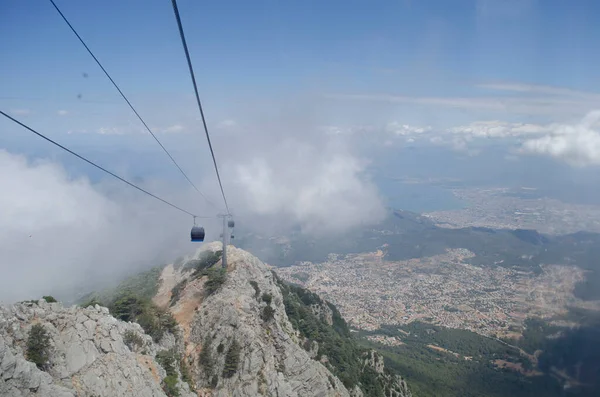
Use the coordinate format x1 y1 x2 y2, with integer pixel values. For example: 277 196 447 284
276 248 598 340
424 187 600 235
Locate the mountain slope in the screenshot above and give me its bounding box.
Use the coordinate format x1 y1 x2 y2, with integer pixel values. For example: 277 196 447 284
157 242 411 397
1 244 411 397
0 299 194 397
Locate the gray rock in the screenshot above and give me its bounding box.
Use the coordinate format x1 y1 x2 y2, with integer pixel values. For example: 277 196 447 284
65 340 99 374
181 243 350 397
0 299 191 397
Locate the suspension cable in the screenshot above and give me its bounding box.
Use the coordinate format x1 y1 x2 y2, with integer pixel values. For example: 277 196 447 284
1 110 217 219
48 0 218 210
169 0 231 215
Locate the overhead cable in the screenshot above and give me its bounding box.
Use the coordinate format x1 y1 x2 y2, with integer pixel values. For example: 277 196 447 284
0 110 214 218
169 0 231 215
48 0 218 210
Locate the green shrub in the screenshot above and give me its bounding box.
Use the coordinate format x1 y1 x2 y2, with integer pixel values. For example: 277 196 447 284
204 268 227 296
199 337 215 380
222 339 241 378
156 349 178 376
42 295 57 303
163 375 180 397
156 349 183 396
27 324 51 370
262 306 276 322
108 293 177 343
180 357 195 392
110 293 145 322
170 279 188 307
160 310 179 335
249 280 260 298
261 293 272 305
185 250 223 275
123 330 144 351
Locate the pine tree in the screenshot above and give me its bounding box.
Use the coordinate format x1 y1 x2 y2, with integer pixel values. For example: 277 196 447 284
222 339 241 378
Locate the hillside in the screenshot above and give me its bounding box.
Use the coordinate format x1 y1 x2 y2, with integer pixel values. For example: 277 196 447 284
1 243 412 397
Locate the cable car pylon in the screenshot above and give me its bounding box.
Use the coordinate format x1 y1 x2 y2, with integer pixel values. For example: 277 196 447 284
218 213 235 268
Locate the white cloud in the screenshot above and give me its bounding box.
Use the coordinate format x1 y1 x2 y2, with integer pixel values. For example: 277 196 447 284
477 82 600 101
320 126 349 136
385 122 431 136
329 80 600 117
449 121 548 138
214 114 387 235
521 110 600 166
329 94 506 110
97 127 124 135
57 110 68 116
10 109 31 116
216 120 237 129
0 150 204 303
232 147 385 234
163 124 185 133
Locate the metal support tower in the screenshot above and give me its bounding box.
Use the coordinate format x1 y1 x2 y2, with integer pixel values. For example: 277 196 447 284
219 214 228 269
219 213 233 269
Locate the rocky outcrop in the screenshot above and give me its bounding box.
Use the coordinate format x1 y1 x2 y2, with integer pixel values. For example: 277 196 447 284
309 303 334 326
0 300 193 397
362 350 412 397
157 242 350 396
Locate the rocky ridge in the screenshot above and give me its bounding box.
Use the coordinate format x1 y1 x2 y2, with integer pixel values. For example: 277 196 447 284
160 242 351 396
0 299 193 397
1 243 412 397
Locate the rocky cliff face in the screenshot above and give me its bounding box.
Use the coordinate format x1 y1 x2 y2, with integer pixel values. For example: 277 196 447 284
157 242 350 397
1 243 412 397
0 300 193 397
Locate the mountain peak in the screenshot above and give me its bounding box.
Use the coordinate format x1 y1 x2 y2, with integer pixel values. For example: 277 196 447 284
1 245 412 397
156 242 351 396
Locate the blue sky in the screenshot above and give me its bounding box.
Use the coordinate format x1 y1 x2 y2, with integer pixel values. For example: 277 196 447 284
3 0 600 112
3 0 600 190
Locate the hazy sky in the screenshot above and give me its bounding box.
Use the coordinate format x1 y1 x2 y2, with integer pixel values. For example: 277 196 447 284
2 0 600 301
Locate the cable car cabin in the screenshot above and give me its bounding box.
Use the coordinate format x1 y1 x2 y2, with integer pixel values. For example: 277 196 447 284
190 226 205 242
228 220 235 228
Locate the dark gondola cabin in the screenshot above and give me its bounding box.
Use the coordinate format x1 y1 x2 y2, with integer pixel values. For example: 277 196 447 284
228 220 235 228
190 226 205 242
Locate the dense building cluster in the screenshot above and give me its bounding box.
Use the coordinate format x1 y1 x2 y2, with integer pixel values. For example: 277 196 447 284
277 248 593 338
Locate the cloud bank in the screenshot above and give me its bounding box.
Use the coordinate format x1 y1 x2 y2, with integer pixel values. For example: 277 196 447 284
521 111 600 166
0 114 387 301
0 150 200 303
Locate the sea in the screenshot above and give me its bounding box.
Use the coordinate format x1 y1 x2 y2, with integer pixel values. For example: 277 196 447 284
374 178 466 213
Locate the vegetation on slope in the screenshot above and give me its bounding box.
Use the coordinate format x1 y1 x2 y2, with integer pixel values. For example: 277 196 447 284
77 265 177 342
78 265 163 307
362 318 600 397
273 272 400 396
156 349 181 397
204 267 227 296
222 339 241 378
26 324 51 370
184 250 223 276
